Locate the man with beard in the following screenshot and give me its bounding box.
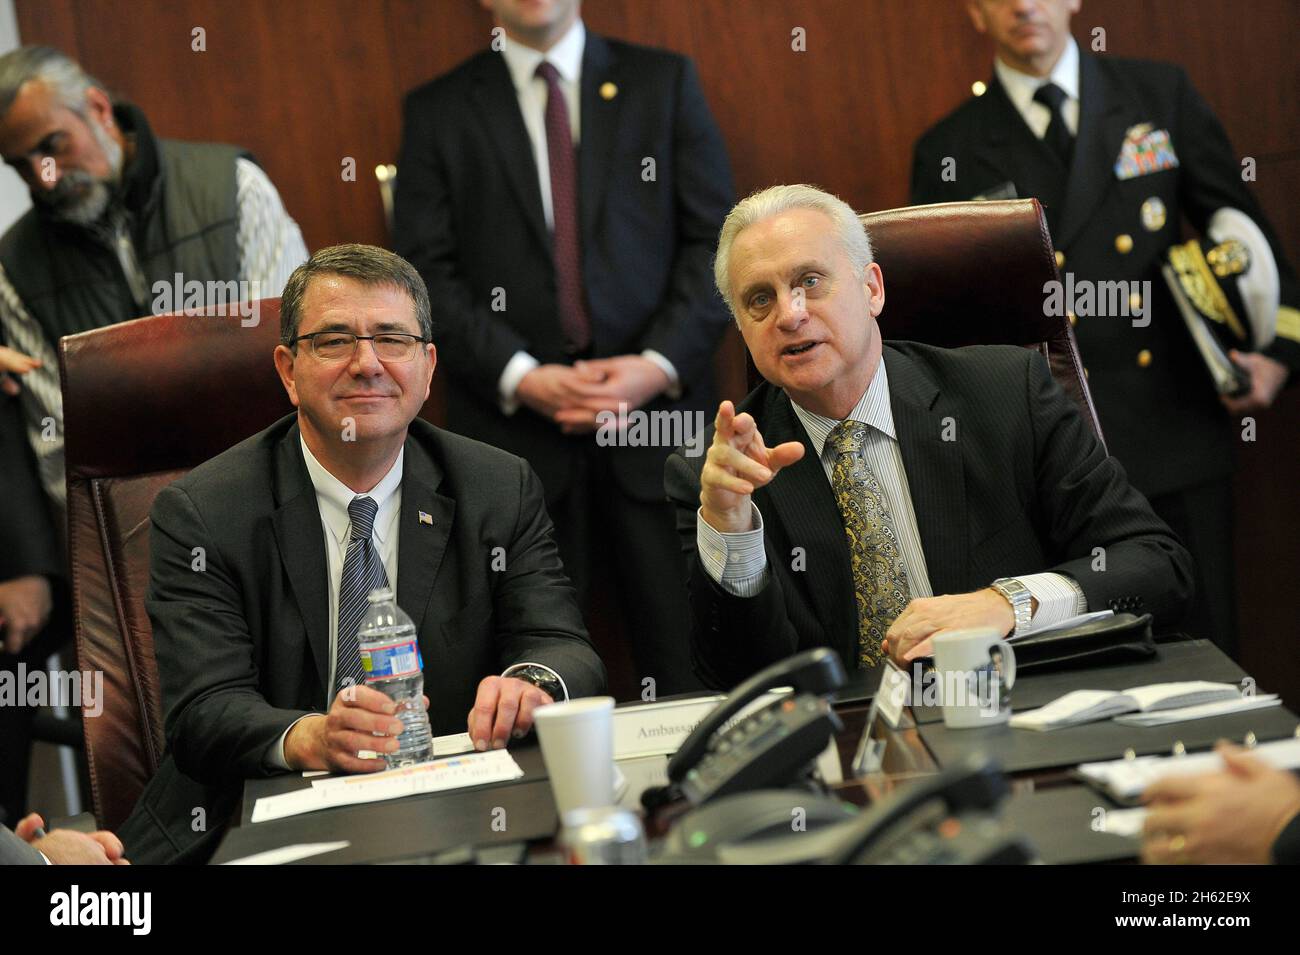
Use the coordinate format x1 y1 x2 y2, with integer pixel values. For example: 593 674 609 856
0 45 306 828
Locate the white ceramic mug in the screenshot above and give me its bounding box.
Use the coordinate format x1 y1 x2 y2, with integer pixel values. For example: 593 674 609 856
931 628 1017 729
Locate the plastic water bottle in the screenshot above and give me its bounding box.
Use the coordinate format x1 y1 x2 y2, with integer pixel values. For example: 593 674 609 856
357 587 432 767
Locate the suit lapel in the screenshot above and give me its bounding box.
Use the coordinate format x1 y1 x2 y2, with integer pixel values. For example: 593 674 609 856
470 53 550 254
577 33 622 246
974 76 1063 181
395 431 455 633
884 347 969 596
1055 52 1131 250
760 388 858 664
270 423 332 695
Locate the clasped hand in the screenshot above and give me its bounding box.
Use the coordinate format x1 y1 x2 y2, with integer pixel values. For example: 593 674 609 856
517 355 670 433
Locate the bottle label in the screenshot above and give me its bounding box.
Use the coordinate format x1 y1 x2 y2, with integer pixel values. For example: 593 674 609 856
360 639 423 680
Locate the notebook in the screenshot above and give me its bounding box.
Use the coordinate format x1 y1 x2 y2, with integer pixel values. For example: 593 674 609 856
1009 681 1245 731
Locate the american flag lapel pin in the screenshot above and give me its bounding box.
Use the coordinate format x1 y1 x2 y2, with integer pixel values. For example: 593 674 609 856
418 511 433 526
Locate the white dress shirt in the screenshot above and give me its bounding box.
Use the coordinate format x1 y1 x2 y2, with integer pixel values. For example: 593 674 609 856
494 18 679 413
697 357 1087 633
268 437 567 768
994 35 1081 138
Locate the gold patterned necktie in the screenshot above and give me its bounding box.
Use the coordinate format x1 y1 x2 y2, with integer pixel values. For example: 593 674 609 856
826 420 912 667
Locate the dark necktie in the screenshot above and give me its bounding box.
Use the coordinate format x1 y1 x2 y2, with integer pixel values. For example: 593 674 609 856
536 61 591 353
827 421 912 668
1032 82 1074 168
335 495 390 695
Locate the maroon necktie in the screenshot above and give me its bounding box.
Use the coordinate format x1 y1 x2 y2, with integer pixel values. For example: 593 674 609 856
536 61 591 352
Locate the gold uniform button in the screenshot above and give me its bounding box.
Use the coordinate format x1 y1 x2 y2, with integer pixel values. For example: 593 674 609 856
1055 250 1065 269
1137 349 1152 367
599 82 618 100
1115 233 1133 254
1129 290 1142 312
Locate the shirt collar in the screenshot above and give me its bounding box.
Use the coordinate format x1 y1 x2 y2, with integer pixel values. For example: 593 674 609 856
299 436 404 546
994 34 1080 115
500 18 586 93
790 357 896 461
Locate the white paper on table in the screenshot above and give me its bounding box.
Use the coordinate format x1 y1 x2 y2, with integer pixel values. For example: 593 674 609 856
252 749 523 823
1011 609 1114 641
432 731 475 756
1099 808 1146 839
221 841 351 865
1114 693 1280 727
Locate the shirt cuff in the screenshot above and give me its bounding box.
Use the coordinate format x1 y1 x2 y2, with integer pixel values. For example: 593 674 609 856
501 662 569 701
641 349 681 401
266 714 317 771
697 504 769 597
498 351 540 415
1017 572 1088 633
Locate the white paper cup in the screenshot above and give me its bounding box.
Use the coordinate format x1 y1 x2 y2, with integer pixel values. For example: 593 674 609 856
533 696 616 821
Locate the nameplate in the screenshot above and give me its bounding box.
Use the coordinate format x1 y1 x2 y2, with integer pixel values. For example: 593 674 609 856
612 690 789 760
876 663 911 729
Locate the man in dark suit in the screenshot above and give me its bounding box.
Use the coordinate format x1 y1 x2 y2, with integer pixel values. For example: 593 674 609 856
0 386 68 827
394 0 734 695
665 185 1191 688
118 245 604 863
909 0 1299 656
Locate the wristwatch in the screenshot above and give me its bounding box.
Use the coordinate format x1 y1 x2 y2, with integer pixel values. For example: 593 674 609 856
991 577 1033 637
508 665 566 701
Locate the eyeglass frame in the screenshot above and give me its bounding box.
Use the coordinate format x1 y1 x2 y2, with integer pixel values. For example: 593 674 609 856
291 330 431 363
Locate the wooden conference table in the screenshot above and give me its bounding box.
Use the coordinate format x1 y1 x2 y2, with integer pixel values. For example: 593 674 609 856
209 637 1299 864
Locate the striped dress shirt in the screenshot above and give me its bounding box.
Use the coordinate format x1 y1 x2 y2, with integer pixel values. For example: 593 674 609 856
697 355 1087 631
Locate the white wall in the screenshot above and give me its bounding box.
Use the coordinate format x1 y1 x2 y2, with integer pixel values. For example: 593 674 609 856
0 0 32 233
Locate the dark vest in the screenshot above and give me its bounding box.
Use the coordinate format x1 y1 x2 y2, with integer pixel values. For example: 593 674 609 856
0 104 250 342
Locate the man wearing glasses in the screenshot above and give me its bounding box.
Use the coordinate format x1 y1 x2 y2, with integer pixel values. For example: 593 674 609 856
118 244 605 864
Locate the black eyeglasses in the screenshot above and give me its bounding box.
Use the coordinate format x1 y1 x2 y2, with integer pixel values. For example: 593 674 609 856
293 332 428 363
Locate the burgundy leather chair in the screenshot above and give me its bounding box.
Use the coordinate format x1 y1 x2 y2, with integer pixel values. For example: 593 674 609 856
862 199 1103 443
61 303 297 830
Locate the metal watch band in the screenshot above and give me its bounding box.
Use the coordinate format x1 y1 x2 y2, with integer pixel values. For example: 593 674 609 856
992 577 1033 637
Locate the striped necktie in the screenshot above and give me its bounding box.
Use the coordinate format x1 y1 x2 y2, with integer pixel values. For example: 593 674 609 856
826 421 912 668
334 495 390 695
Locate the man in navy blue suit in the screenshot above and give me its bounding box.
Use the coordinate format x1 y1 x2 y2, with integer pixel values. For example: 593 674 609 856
394 0 735 696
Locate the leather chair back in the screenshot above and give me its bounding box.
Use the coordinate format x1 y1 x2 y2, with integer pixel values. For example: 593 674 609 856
863 199 1103 441
61 302 293 829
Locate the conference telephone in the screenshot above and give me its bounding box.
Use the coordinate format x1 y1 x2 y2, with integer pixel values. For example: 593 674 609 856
650 648 847 808
657 755 1036 864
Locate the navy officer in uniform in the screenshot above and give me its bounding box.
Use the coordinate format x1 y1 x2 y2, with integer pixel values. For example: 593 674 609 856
910 0 1300 656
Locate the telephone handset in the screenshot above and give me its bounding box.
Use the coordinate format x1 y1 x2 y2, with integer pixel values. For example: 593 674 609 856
655 755 1035 864
661 648 846 806
824 754 1036 864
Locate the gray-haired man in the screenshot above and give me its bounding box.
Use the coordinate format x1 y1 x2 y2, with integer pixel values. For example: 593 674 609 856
666 184 1192 688
0 46 307 825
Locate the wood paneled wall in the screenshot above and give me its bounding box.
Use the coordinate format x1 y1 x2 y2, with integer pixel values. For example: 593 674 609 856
15 0 1299 700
